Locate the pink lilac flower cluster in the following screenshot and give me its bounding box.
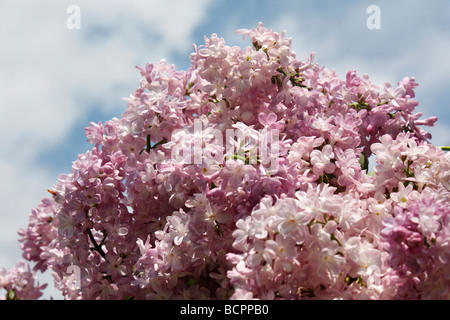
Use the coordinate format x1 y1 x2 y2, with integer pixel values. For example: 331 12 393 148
374 133 450 299
3 22 449 300
0 261 47 300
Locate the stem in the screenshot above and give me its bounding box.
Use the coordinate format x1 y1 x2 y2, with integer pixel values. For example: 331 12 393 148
145 134 151 152
230 154 249 163
86 228 108 262
140 136 168 154
439 146 450 151
330 233 342 247
151 138 168 150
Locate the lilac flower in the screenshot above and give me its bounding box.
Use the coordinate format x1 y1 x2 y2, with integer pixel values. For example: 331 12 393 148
310 144 336 176
269 198 312 235
220 159 257 190
390 182 418 208
309 241 346 284
264 234 297 262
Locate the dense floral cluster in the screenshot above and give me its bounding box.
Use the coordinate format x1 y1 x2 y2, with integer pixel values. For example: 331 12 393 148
0 261 46 300
2 23 449 300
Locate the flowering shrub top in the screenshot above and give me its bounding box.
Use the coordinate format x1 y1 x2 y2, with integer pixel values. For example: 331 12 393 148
2 22 449 300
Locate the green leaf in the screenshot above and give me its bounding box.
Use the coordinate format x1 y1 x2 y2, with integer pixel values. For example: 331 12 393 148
359 153 369 171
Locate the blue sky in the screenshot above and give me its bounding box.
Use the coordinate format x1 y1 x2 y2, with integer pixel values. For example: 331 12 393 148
1 0 449 298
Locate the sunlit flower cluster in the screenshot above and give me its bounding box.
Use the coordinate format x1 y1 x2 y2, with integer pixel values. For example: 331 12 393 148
2 22 448 300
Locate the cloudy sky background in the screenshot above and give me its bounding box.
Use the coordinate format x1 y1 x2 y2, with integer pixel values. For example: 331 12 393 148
1 0 449 299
